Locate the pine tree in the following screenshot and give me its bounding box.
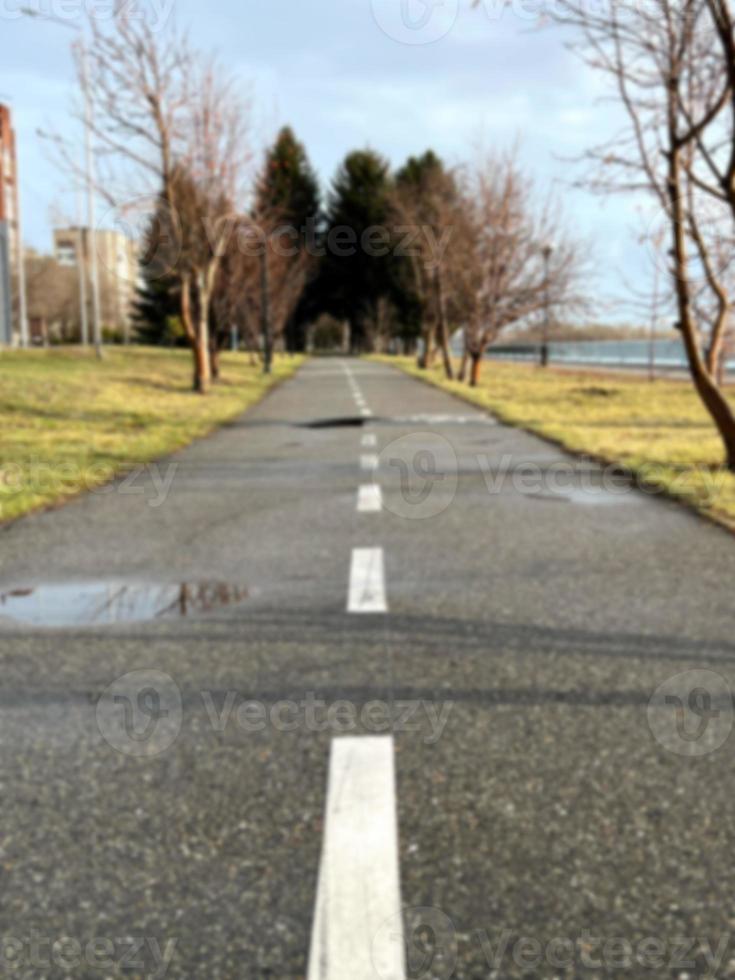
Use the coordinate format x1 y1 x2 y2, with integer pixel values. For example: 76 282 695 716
133 189 183 346
258 126 320 233
257 127 321 350
395 149 445 190
316 150 399 351
393 151 459 360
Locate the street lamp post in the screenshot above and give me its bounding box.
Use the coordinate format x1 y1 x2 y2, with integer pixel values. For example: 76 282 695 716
77 37 103 359
14 142 29 348
541 243 553 368
22 7 102 358
38 127 91 348
77 187 89 346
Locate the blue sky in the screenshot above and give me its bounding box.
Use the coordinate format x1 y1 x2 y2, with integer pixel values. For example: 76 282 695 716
1 0 655 324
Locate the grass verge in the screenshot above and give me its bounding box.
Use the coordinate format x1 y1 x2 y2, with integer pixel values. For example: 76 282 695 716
374 355 735 531
0 346 304 523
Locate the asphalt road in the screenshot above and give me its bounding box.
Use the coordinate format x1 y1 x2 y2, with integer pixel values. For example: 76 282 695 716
1 357 735 979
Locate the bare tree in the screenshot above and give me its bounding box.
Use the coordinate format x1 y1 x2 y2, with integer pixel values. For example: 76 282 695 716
60 9 251 392
554 0 735 468
25 254 80 340
216 213 311 370
391 162 464 378
459 150 585 386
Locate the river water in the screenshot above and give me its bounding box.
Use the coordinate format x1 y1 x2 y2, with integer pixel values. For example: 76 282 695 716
484 338 735 372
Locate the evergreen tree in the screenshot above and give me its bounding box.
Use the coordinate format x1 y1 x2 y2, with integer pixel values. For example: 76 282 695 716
395 149 445 190
393 150 460 359
133 189 183 346
258 126 320 233
317 149 398 351
257 127 321 350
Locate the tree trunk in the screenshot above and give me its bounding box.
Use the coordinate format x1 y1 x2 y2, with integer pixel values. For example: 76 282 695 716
469 351 483 387
668 148 735 470
438 327 453 379
193 337 211 394
210 341 221 381
457 347 469 383
684 335 735 469
260 252 272 375
434 269 454 380
194 277 212 394
418 323 435 369
180 275 210 394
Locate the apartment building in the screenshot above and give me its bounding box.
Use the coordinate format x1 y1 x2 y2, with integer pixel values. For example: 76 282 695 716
0 104 20 346
53 226 138 333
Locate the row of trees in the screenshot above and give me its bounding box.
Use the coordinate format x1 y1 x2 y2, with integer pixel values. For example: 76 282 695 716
68 10 581 393
136 134 584 389
70 2 735 471
134 126 319 379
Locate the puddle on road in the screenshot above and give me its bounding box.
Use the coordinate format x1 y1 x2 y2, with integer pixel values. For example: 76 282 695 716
0 581 250 628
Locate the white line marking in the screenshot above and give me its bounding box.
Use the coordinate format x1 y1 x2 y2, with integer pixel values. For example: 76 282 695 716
308 736 405 980
388 413 494 425
362 434 377 448
361 408 373 418
357 484 382 513
348 547 388 613
360 454 379 472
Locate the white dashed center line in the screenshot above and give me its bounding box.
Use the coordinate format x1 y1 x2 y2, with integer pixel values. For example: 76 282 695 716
307 736 405 980
361 433 377 448
348 547 388 613
357 484 382 513
342 361 371 415
360 454 378 472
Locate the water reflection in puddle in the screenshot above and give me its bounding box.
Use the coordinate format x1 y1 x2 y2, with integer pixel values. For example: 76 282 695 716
0 582 250 627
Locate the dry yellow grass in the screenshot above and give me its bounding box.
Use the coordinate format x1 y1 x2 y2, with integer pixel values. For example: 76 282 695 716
0 346 304 523
375 355 735 530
